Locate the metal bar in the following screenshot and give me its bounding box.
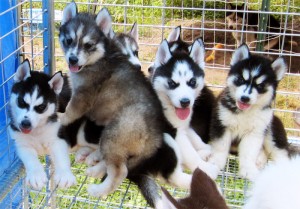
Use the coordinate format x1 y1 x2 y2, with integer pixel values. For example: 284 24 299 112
256 0 270 51
42 0 55 75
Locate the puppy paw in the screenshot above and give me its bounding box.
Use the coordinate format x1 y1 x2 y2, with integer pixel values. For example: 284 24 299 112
86 162 106 178
197 149 212 161
85 151 101 166
54 169 77 188
87 184 109 197
239 167 259 181
26 169 47 190
75 147 93 163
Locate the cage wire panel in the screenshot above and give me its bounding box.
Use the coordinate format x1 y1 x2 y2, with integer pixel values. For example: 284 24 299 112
0 0 299 208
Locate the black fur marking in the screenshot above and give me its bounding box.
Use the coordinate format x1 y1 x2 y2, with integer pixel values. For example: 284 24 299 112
191 86 216 144
47 114 58 123
57 75 72 113
128 138 178 182
58 117 86 148
84 119 104 144
153 52 204 82
271 115 289 149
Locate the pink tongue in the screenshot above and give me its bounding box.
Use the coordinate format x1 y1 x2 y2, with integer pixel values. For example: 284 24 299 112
237 101 251 110
21 128 31 134
69 65 80 72
175 108 190 120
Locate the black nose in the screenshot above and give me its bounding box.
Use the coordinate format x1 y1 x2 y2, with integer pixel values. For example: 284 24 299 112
229 25 233 29
21 119 31 129
241 96 250 103
180 98 190 108
134 64 141 71
69 56 78 65
148 66 154 74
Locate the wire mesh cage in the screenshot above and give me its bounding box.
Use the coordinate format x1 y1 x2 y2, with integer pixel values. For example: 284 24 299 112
0 0 299 208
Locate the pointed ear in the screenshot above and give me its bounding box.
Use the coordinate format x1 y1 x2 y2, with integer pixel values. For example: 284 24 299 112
167 26 181 42
161 188 179 209
271 57 287 81
62 2 77 25
230 44 250 66
95 8 112 37
189 38 205 69
108 28 115 39
129 22 138 43
14 59 31 82
154 39 172 68
48 72 64 95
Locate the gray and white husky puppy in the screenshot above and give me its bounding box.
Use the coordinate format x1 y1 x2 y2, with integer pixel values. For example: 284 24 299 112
110 22 141 70
151 38 218 179
208 44 292 180
59 2 191 208
59 12 141 166
8 60 76 190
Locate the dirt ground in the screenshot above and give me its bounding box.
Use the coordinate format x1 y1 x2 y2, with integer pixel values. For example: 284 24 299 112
139 19 300 76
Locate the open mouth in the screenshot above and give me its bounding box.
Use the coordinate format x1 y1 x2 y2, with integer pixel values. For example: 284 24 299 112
236 101 251 111
69 65 82 73
175 107 191 120
20 127 32 134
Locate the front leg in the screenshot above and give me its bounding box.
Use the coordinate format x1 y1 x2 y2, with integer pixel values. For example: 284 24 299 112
16 145 47 190
238 133 264 181
176 130 219 179
208 130 232 173
60 91 91 125
186 128 211 160
49 139 76 188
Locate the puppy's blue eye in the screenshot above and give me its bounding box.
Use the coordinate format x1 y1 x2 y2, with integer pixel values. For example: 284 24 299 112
187 77 197 88
168 79 179 89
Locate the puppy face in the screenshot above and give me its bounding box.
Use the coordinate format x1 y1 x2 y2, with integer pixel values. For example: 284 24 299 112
59 3 109 73
227 44 287 111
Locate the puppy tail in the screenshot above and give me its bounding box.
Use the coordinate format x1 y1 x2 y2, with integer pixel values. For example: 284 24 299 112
129 175 161 208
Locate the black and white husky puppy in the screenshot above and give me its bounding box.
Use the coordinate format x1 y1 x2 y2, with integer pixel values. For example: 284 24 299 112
59 3 192 208
151 38 218 179
208 44 291 180
8 60 76 190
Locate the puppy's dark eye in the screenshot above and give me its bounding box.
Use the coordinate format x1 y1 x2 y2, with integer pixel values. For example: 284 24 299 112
35 104 47 113
133 50 139 57
256 83 265 93
235 77 245 86
187 77 197 88
18 97 28 108
66 38 72 45
168 79 179 89
84 43 93 50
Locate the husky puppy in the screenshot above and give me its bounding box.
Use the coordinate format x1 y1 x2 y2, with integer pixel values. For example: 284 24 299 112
226 3 280 50
59 24 142 166
148 26 190 75
161 168 228 209
8 60 76 190
244 156 300 209
208 44 291 180
110 22 141 70
151 38 218 179
59 2 191 207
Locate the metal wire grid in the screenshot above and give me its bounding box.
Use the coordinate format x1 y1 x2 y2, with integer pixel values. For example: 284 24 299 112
0 0 299 208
